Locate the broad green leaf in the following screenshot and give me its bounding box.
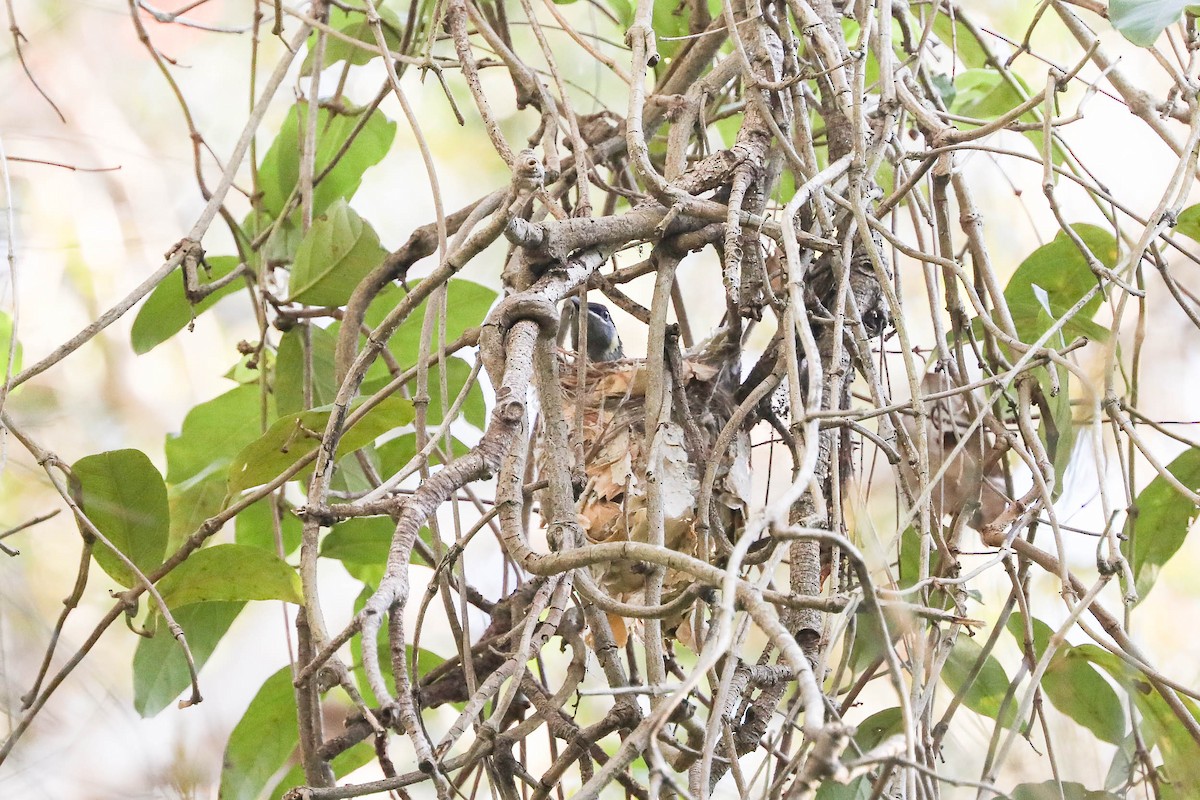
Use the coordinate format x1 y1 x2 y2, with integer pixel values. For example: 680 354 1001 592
350 587 449 707
266 741 374 800
1109 0 1190 47
853 706 904 748
0 310 23 377
1003 221 1113 491
131 256 245 354
221 667 374 800
314 444 380 495
652 0 690 60
1011 782 1119 800
1006 614 1126 744
1105 734 1138 792
224 352 271 385
1077 645 1200 792
815 708 902 800
1051 650 1128 745
376 432 471 477
950 69 1021 119
933 13 988 69
363 279 498 368
154 543 303 607
360 362 486 433
1173 203 1200 244
235 496 303 556
287 200 387 306
219 667 301 800
941 635 1016 727
167 465 228 552
321 517 393 585
301 6 403 73
1006 224 1116 345
420 357 486 430
714 113 743 149
1123 448 1200 602
604 0 634 27
165 384 271 485
321 516 437 583
275 324 339 416
950 69 1061 164
897 526 942 589
71 449 169 587
242 210 301 273
257 101 396 220
133 601 244 717
227 395 414 492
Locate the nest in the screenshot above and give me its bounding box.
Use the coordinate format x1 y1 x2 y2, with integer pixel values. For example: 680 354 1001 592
543 341 753 639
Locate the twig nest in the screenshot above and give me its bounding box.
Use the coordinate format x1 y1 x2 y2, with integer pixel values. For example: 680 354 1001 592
547 346 752 619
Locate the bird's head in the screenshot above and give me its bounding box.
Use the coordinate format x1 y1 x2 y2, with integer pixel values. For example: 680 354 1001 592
567 296 625 362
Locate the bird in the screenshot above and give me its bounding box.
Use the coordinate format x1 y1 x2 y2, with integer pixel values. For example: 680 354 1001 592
566 296 624 362
547 296 749 650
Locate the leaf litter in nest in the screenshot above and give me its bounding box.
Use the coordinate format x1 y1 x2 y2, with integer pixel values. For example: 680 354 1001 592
545 347 750 646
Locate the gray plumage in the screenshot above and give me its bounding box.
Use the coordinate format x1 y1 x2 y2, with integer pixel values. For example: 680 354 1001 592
567 297 624 362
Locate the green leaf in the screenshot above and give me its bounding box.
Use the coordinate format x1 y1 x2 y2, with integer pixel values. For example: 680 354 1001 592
155 543 303 607
1050 650 1128 745
1077 644 1200 791
424 357 486 429
321 516 437 583
71 449 170 587
604 0 634 27
266 741 374 800
1174 203 1200 244
275 323 339 416
949 69 1062 164
376 432 471 477
235 496 303 556
897 526 943 589
652 0 690 60
301 6 404 73
1006 614 1126 744
1006 224 1116 345
349 587 449 707
133 601 244 717
131 256 244 354
815 708 902 800
321 517 393 585
227 395 414 492
224 351 271 385
242 210 301 273
287 200 388 306
257 101 396 220
1109 0 1190 47
166 384 271 485
363 279 498 367
167 464 228 552
221 667 374 800
950 69 1020 118
1011 782 1119 800
1123 448 1200 602
317 444 380 495
941 635 1016 727
1106 733 1138 791
933 13 988 69
0 310 23 377
219 667 300 800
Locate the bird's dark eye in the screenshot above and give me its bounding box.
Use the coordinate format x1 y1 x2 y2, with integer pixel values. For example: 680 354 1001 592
589 303 612 322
